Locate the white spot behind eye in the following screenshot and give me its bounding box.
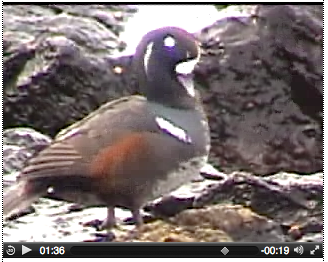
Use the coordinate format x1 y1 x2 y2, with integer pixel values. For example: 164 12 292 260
144 42 154 75
164 36 176 47
155 116 192 143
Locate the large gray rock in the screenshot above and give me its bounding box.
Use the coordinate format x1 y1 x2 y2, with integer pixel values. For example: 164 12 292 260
3 5 137 137
195 5 322 174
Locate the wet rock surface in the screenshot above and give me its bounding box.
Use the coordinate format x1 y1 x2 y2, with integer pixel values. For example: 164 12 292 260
3 4 322 242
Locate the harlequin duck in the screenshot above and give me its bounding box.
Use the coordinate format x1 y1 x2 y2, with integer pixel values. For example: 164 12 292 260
3 27 210 231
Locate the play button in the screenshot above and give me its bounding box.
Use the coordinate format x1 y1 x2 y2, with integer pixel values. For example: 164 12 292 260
22 245 31 255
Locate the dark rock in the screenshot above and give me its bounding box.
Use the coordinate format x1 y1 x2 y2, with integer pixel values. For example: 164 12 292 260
84 232 115 242
195 4 322 175
6 206 36 221
197 172 323 227
287 219 322 241
3 5 137 137
145 196 194 217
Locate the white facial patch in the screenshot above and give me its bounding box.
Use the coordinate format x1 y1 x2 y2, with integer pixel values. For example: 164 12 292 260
176 74 195 97
164 36 176 47
155 116 192 143
175 47 200 97
144 42 154 75
175 57 199 75
176 43 201 74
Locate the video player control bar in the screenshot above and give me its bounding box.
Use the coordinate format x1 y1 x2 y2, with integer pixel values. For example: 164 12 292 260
3 242 322 258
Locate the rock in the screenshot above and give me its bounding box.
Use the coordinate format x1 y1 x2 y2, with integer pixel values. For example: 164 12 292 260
3 128 52 175
297 233 322 242
117 219 233 242
170 204 284 242
3 127 53 219
119 203 284 242
3 127 52 148
195 4 322 174
288 219 322 241
3 145 33 176
146 171 322 242
3 5 137 137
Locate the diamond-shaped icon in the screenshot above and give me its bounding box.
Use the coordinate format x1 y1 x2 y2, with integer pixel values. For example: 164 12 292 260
221 247 229 255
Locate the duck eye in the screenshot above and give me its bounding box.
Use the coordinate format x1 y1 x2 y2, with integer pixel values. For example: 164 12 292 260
163 36 176 48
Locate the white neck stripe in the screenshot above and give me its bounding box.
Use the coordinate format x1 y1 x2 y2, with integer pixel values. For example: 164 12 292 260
155 117 192 143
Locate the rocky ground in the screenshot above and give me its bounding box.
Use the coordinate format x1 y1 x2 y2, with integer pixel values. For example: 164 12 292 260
3 4 323 242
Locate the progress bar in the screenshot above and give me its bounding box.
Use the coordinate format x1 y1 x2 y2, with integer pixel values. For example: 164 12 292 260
3 242 323 258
